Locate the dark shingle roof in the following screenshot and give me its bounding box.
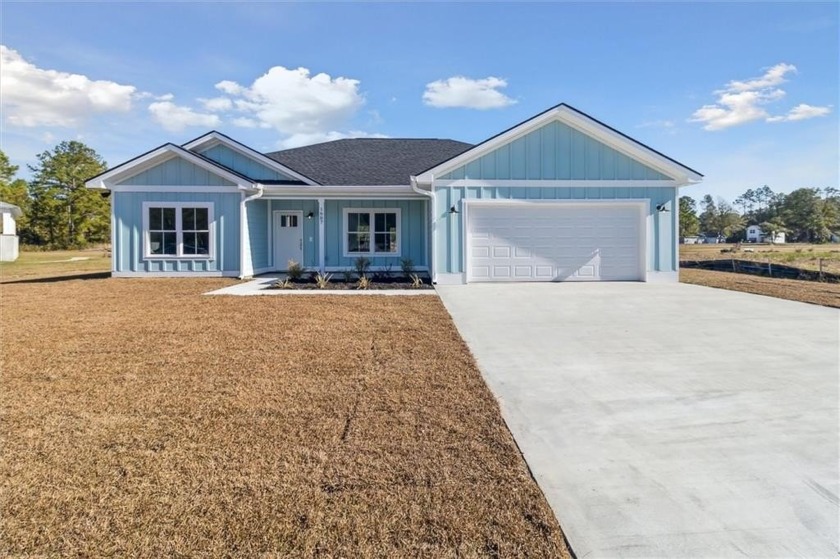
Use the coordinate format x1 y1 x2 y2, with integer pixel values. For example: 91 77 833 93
265 138 472 186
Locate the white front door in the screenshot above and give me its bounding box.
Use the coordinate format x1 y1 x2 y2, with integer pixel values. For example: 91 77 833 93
273 211 304 270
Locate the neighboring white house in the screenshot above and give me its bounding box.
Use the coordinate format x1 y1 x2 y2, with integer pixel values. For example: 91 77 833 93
746 225 786 244
0 201 22 261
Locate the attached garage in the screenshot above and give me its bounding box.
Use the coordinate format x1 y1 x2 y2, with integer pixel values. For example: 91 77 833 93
465 201 646 283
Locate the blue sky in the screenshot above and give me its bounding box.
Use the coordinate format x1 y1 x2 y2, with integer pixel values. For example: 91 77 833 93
1 2 837 202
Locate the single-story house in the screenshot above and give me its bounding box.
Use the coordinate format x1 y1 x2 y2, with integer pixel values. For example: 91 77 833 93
0 201 22 262
85 103 703 283
746 225 786 244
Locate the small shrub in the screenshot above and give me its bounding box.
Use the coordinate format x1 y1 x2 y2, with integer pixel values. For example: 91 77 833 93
314 273 333 289
286 259 304 281
271 278 295 289
400 258 415 277
409 273 424 289
357 276 372 290
342 269 353 283
354 257 371 277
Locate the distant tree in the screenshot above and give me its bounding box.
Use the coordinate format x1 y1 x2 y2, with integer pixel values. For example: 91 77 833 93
758 217 789 244
781 187 836 243
699 195 744 239
679 196 700 238
28 141 108 248
0 150 32 240
698 194 717 235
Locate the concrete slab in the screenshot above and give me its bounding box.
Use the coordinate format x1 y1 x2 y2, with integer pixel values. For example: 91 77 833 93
437 282 839 558
206 275 437 296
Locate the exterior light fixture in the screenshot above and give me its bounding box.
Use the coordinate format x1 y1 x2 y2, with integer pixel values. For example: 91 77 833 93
306 211 314 219
655 203 669 212
449 205 459 214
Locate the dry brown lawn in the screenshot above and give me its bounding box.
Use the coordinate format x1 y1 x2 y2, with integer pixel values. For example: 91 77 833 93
680 268 840 308
680 243 840 274
0 248 112 281
0 276 570 557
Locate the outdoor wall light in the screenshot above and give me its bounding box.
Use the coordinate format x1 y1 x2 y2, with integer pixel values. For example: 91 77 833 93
655 203 669 213
449 205 459 214
306 211 314 219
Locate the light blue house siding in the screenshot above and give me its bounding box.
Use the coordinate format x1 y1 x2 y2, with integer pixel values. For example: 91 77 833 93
435 186 678 276
246 199 320 270
441 121 670 181
112 191 240 274
199 144 296 182
120 157 236 186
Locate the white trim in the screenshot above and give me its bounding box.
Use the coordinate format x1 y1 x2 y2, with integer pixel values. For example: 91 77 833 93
415 105 702 185
272 210 305 271
433 179 681 188
646 271 679 283
183 132 318 186
324 265 429 273
109 192 116 273
342 207 403 258
85 144 252 190
112 271 238 278
109 185 238 193
462 198 648 284
318 198 326 273
434 273 466 285
141 201 215 260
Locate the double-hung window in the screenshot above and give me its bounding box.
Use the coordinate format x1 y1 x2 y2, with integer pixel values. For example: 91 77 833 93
144 202 213 258
344 208 400 256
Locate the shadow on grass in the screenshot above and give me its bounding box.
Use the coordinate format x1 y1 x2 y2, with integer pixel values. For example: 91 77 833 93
0 272 112 285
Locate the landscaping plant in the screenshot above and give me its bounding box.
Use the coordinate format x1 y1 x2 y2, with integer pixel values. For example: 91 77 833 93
357 275 372 290
400 258 415 277
286 259 304 281
314 272 333 289
354 256 371 278
410 273 424 288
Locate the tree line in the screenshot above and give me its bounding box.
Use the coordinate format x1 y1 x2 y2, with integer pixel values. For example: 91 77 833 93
679 185 840 243
0 142 109 248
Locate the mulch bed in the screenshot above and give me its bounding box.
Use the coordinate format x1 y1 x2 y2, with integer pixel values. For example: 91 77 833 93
268 274 434 291
0 277 570 557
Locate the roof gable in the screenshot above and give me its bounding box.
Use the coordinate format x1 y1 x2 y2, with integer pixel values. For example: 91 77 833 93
417 103 702 184
183 131 317 185
118 154 237 186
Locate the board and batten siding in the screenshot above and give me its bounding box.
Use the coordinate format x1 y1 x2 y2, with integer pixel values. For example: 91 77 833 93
435 186 678 276
264 200 321 269
199 144 297 182
118 157 236 186
112 191 240 274
441 121 671 181
323 199 428 269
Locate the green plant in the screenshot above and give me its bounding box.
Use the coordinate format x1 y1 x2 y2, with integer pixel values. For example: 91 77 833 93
409 273 424 289
271 278 295 289
354 256 371 277
357 275 372 290
400 258 415 277
314 273 333 289
342 269 353 283
286 259 304 281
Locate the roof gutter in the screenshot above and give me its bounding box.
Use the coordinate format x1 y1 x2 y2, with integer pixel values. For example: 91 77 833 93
239 183 264 279
410 175 436 284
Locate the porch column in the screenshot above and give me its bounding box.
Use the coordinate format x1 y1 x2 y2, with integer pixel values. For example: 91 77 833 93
318 198 325 273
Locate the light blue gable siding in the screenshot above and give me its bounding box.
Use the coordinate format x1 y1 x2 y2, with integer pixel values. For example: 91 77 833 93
112 191 240 274
118 156 236 186
435 186 678 276
441 121 671 181
199 144 296 181
324 199 427 269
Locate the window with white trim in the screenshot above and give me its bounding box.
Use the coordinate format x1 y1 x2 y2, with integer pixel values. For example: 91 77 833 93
344 209 400 256
144 203 213 258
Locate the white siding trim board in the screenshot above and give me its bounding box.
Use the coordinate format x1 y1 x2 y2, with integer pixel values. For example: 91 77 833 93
434 179 681 188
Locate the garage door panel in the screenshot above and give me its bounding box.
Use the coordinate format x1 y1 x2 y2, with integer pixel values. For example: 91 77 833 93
468 203 642 282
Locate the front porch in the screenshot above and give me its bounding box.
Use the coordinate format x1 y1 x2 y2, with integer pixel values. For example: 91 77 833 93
243 197 430 276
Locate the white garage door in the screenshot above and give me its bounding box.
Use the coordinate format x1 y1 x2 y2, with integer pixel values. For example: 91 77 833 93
467 202 644 282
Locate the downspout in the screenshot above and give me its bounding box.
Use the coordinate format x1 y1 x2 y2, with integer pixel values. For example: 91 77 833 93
239 183 264 279
410 175 436 283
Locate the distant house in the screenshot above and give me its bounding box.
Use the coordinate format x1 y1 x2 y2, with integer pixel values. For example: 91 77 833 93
746 225 785 244
681 236 700 244
699 234 724 244
0 201 22 261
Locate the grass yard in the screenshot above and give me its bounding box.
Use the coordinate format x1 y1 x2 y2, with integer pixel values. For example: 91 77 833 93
680 268 840 308
680 243 840 275
0 248 112 281
0 276 570 557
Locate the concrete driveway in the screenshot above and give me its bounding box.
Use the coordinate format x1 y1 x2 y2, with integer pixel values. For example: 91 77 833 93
437 282 838 558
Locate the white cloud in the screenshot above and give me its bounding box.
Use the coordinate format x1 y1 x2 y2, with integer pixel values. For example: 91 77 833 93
212 66 364 137
148 100 221 132
423 76 515 109
767 103 832 122
200 96 233 112
690 63 831 131
0 44 137 127
279 130 388 150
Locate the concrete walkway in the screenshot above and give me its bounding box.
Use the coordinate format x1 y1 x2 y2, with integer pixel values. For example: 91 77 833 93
437 282 838 558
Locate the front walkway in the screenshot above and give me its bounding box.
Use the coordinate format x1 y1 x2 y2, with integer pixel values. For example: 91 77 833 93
438 282 839 558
